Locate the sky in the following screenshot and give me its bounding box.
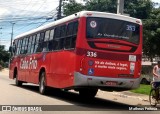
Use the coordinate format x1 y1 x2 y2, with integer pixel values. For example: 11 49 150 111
0 0 159 50
0 0 59 49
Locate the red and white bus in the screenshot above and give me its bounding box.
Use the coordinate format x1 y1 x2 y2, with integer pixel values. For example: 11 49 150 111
9 11 142 98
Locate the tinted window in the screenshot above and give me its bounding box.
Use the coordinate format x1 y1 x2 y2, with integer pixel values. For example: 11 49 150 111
33 33 40 53
50 29 54 40
36 33 40 43
54 27 60 38
27 36 33 53
24 37 28 54
87 17 140 44
17 39 22 55
36 32 45 52
64 21 78 49
30 35 36 53
60 25 66 38
66 22 74 36
40 32 45 42
73 21 78 35
53 25 66 50
21 38 26 54
44 30 50 41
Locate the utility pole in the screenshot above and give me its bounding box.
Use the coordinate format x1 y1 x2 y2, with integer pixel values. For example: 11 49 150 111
0 27 2 45
57 0 63 20
10 22 15 46
117 0 124 14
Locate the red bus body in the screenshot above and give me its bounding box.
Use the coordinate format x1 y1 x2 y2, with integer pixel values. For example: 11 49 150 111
9 11 142 93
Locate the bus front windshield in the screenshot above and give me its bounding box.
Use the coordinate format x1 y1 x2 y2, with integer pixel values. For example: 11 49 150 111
86 17 140 44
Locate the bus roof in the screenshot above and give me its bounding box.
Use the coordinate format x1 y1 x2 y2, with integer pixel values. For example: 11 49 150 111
14 11 142 40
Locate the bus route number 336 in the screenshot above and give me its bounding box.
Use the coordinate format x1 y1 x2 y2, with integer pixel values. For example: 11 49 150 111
87 51 97 58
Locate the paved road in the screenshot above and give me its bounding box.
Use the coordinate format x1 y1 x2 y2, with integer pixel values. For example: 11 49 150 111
0 70 159 114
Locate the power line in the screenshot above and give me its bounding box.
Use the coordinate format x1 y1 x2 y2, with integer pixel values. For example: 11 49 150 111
16 21 49 32
0 17 49 22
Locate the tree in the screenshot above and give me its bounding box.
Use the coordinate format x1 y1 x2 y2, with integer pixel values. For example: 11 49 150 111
0 45 10 67
63 0 85 16
143 8 160 60
86 0 117 13
124 0 153 19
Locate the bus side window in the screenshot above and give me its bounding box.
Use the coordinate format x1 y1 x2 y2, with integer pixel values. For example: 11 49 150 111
59 25 66 50
37 32 45 52
53 39 59 51
71 21 78 48
17 39 22 55
53 27 60 50
64 21 78 49
48 29 54 51
27 36 33 54
14 40 18 55
30 35 36 54
64 23 73 49
24 37 29 54
35 33 40 53
43 30 50 51
21 38 26 54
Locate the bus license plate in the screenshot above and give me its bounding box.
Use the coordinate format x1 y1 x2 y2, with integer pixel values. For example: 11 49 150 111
106 81 117 86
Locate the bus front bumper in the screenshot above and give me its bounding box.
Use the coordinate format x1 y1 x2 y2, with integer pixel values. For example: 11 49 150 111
74 72 141 90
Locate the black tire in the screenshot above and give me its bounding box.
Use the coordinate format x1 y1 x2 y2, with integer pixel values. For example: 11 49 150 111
79 88 98 98
149 89 157 107
39 72 48 95
15 73 22 86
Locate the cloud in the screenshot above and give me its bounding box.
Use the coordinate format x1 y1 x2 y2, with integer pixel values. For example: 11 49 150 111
0 0 59 18
152 0 160 3
0 7 11 17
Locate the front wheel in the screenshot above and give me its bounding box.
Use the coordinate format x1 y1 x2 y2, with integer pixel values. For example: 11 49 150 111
149 89 157 107
39 72 48 95
79 88 98 98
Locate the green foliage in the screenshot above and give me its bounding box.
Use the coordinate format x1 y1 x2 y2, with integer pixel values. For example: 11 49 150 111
63 0 85 16
86 0 117 13
124 0 153 19
0 45 10 67
143 8 160 59
130 84 151 95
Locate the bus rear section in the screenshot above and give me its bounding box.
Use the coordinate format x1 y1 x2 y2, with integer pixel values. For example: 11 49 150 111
74 13 142 92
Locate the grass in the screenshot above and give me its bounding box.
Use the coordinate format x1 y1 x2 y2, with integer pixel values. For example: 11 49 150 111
130 84 152 95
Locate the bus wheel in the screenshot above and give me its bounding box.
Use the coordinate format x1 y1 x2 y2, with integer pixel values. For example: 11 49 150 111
79 88 98 98
15 73 22 86
39 72 48 95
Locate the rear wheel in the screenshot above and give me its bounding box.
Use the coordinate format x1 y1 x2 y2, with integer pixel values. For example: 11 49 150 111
149 89 157 107
15 73 22 86
79 88 98 98
39 72 48 95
